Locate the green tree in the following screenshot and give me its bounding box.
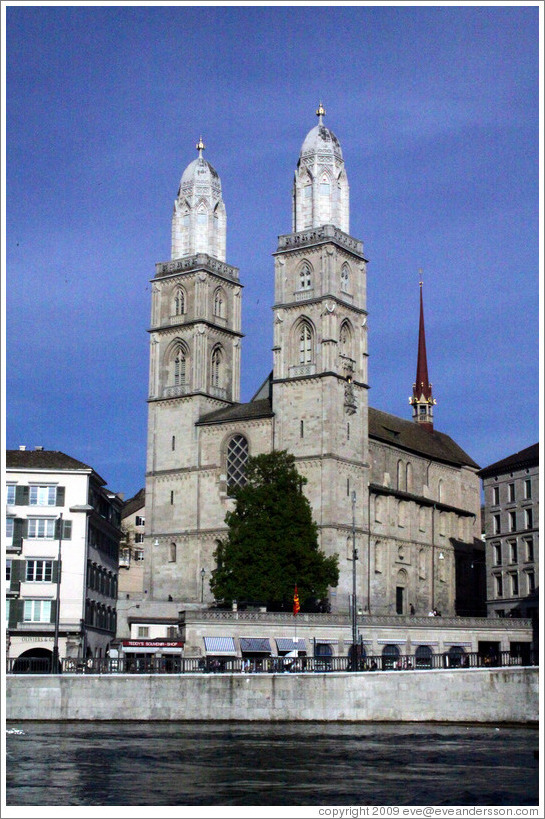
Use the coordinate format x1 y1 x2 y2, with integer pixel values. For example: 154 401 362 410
210 450 339 610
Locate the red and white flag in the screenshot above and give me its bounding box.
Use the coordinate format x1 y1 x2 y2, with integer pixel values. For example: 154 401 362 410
293 585 300 615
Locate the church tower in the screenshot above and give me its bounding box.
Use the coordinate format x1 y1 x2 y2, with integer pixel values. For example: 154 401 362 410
272 105 369 614
144 140 242 603
408 279 436 430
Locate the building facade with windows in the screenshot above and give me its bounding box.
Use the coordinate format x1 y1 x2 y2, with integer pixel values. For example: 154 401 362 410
133 106 492 655
479 444 539 636
118 488 146 599
5 447 123 665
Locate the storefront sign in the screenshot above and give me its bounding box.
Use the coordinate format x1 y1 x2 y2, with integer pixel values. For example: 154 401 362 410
21 636 54 642
122 640 184 648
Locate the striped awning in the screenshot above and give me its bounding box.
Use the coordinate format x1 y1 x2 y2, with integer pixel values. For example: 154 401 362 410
276 638 307 652
239 637 271 653
203 636 237 656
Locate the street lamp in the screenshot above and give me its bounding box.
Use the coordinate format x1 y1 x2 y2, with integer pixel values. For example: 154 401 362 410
351 491 358 670
200 568 206 604
52 513 63 673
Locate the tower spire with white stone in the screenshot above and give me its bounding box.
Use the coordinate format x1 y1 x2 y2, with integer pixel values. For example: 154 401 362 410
292 103 349 233
171 138 226 261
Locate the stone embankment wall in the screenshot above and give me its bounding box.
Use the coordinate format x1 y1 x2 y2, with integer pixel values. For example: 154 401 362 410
6 667 538 723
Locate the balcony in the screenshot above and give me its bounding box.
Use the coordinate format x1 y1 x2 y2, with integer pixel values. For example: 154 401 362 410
294 289 314 302
289 364 316 378
162 385 191 399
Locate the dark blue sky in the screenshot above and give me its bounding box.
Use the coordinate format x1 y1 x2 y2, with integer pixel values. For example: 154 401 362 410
5 4 540 498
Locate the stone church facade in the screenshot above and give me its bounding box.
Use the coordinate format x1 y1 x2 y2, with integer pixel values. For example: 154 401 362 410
140 107 481 627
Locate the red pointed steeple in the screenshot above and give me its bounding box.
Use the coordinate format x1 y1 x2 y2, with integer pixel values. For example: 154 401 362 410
409 277 436 429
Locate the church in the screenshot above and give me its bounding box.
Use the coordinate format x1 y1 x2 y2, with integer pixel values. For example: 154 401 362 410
138 103 484 629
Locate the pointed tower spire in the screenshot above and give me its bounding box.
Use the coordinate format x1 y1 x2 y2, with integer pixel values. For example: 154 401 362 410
316 101 325 124
409 274 436 430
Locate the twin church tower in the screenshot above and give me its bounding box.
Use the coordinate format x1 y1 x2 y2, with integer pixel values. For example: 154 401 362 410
143 106 477 618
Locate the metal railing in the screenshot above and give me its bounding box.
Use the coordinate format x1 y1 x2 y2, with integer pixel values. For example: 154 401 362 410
6 650 538 675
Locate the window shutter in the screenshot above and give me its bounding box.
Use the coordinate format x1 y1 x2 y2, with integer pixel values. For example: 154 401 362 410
15 485 29 505
9 599 25 628
49 599 57 625
51 560 60 584
10 558 25 590
56 486 65 506
11 519 26 551
62 520 72 540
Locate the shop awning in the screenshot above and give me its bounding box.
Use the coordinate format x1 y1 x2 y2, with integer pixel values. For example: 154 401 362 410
203 636 237 656
239 637 271 654
276 638 307 653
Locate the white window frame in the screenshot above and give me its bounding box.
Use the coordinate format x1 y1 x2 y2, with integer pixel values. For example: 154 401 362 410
26 559 53 582
27 519 56 539
29 485 57 506
23 599 52 622
6 485 16 505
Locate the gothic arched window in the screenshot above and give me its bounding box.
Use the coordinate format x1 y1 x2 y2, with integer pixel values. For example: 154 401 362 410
299 262 312 290
174 348 187 386
211 347 223 388
226 434 249 493
339 320 352 358
174 288 186 316
213 288 225 318
341 263 350 293
397 460 405 491
299 322 313 364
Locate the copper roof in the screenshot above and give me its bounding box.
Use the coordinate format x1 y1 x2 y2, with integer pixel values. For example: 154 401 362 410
368 407 479 468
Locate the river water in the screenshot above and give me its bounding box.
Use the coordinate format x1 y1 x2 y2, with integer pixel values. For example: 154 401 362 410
5 721 540 808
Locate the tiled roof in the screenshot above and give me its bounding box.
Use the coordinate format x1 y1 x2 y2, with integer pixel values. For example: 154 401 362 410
368 408 479 468
122 488 146 519
478 443 539 478
197 398 273 426
6 449 95 472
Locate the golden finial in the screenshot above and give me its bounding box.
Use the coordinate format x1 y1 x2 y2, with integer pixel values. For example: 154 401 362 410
316 101 325 123
196 136 205 156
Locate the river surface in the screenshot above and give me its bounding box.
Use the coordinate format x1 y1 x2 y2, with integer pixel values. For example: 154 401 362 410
5 721 540 807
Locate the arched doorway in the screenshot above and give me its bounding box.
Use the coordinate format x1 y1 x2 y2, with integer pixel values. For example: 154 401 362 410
415 645 433 669
12 647 54 674
347 642 366 671
382 644 400 670
444 645 466 668
315 642 334 671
